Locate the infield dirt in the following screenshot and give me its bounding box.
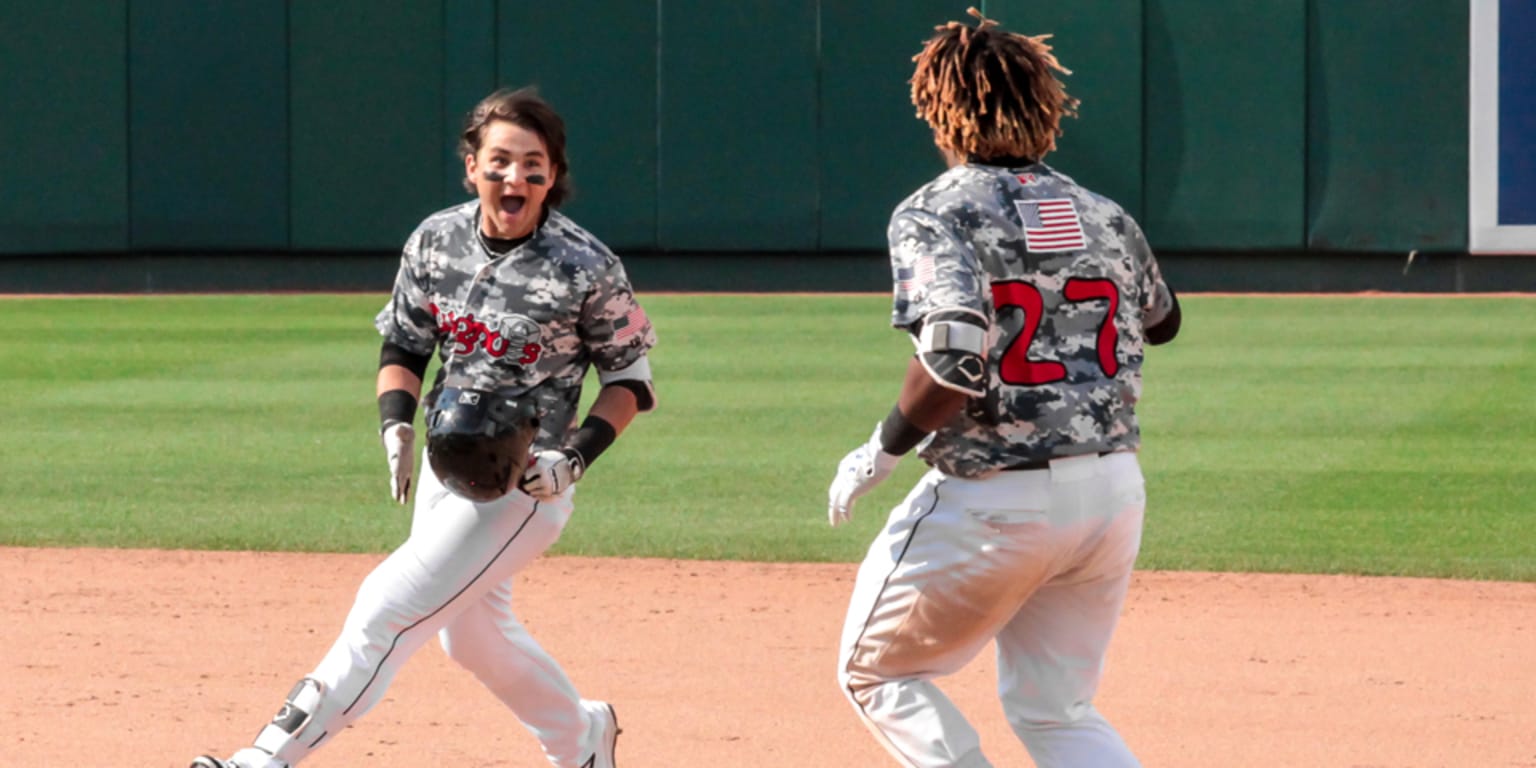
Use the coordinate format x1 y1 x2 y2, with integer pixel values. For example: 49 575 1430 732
6 547 1534 766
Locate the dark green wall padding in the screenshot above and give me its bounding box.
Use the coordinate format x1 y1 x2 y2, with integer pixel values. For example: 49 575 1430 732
129 0 288 250
1143 0 1306 249
1306 0 1467 252
289 0 444 251
0 1 1476 257
657 2 821 251
0 2 129 253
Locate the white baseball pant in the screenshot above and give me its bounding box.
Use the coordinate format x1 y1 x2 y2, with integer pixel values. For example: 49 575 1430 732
260 448 596 768
838 451 1146 768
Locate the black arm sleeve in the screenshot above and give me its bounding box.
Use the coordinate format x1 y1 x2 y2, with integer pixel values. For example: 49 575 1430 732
1145 286 1181 346
603 379 656 411
379 340 433 379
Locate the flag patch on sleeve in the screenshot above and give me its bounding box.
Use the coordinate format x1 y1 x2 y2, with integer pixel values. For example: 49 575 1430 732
896 253 936 293
612 305 649 342
1016 198 1087 252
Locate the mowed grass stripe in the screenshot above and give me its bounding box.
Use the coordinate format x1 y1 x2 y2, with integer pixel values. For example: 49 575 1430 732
1141 296 1535 579
0 294 1530 580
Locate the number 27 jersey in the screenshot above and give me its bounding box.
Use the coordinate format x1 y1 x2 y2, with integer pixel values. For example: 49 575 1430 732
889 162 1175 478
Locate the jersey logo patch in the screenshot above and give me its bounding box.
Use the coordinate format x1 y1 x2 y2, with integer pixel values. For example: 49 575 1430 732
430 302 544 365
1016 198 1087 253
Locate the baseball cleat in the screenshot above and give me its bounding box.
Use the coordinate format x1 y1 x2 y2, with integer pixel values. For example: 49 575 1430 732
579 700 621 768
189 758 231 768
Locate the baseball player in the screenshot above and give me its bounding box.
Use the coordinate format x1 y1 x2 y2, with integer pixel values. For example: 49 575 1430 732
190 87 653 768
827 9 1181 768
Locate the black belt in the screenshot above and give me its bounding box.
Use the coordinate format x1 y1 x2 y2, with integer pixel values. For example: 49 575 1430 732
1000 450 1115 472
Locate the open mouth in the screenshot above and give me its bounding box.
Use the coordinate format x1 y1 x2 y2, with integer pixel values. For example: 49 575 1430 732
500 195 526 217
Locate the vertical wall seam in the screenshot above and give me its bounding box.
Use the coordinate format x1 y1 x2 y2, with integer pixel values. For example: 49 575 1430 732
284 0 294 250
1140 0 1149 234
654 0 663 251
814 0 823 251
1302 0 1311 250
124 0 135 257
440 0 449 207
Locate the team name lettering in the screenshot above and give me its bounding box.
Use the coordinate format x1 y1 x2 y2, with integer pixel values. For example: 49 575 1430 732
429 303 543 363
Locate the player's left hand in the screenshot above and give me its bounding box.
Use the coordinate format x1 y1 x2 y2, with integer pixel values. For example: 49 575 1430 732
828 424 903 526
519 449 584 500
381 421 416 504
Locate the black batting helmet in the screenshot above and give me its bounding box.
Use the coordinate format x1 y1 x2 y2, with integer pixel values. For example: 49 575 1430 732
426 387 540 503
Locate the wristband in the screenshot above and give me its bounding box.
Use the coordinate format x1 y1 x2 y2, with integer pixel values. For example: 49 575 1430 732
378 389 418 432
567 415 618 470
878 404 930 456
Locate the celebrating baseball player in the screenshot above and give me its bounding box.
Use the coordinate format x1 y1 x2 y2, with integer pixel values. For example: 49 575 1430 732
828 9 1180 768
190 87 653 768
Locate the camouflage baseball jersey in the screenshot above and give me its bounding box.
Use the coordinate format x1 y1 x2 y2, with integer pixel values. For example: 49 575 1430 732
375 201 656 450
890 162 1174 478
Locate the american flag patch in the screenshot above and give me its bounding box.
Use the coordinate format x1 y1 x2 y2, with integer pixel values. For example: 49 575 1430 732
1017 198 1087 252
896 253 936 293
612 305 648 342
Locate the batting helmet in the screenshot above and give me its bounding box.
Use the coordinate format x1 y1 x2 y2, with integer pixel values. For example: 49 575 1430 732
425 387 540 503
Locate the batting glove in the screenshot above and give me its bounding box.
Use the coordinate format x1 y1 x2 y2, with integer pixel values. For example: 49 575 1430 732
381 421 416 504
828 423 903 526
520 449 584 501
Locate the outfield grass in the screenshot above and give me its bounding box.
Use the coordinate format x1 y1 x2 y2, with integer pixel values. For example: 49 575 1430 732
0 294 1531 580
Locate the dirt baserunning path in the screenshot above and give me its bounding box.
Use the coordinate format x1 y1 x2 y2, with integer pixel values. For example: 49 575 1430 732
5 548 1534 767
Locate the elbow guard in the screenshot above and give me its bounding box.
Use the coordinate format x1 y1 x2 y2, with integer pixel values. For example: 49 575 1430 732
915 308 988 398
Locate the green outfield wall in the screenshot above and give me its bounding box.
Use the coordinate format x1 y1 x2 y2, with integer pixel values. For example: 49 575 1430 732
0 1 1477 257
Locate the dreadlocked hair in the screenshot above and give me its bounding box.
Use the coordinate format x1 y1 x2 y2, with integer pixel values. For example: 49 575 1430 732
910 7 1080 161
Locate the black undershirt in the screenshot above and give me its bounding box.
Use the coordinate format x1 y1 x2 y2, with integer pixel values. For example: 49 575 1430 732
479 231 532 254
478 207 551 254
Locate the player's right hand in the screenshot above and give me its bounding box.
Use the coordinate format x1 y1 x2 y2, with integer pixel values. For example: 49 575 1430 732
381 421 416 504
519 449 584 501
827 423 903 526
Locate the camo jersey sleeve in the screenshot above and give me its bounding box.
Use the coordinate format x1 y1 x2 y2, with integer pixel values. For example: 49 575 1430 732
374 224 443 356
888 207 988 332
1121 215 1174 328
578 251 657 373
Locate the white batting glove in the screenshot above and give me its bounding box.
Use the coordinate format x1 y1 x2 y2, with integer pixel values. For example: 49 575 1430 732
381 421 415 504
519 449 584 501
828 424 903 526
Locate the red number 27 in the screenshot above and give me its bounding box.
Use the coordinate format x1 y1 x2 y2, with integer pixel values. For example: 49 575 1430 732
989 278 1120 386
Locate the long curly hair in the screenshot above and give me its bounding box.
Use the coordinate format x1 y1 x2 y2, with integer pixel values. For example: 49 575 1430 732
909 7 1079 161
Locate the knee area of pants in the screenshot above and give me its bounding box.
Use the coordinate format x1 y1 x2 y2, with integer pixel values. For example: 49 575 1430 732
953 748 994 768
1008 701 1096 732
438 630 498 668
838 670 883 707
438 619 529 660
1011 715 1065 734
